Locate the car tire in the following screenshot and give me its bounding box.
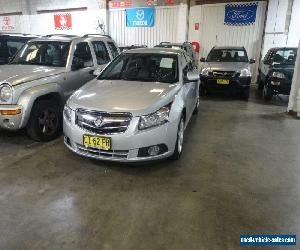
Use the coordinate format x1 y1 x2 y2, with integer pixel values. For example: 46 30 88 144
193 97 199 115
263 84 273 101
257 73 264 90
241 87 250 100
170 115 185 160
26 100 62 142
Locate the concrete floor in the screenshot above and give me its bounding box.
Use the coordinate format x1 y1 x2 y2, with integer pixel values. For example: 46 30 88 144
0 91 300 250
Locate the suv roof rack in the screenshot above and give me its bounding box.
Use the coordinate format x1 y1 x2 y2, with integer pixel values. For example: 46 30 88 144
0 32 38 37
82 34 112 39
44 34 79 38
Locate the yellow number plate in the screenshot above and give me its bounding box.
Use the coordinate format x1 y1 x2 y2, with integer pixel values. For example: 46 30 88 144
217 79 230 85
83 135 111 150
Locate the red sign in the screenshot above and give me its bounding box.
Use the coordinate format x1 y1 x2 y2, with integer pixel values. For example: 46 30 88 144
166 0 174 5
192 41 200 53
195 23 199 30
54 13 72 30
111 1 132 7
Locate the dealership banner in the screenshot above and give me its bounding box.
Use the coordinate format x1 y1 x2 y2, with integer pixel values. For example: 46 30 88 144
224 3 257 26
126 8 155 27
54 13 72 30
1 16 16 31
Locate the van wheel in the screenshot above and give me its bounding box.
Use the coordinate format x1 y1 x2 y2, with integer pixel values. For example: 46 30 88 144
26 100 62 142
170 115 185 160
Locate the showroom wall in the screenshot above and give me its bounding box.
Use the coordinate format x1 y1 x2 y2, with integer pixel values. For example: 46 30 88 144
262 0 300 57
0 0 107 35
108 0 188 47
188 1 267 82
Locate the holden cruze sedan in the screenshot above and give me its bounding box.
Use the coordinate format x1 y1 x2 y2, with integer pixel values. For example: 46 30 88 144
63 48 199 162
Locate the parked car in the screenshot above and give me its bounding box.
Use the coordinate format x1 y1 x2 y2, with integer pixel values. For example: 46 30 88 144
63 48 199 162
200 46 255 99
155 42 198 69
258 47 297 101
0 34 119 141
119 45 147 52
0 33 38 64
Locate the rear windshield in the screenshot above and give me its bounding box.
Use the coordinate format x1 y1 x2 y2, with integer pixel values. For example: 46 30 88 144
207 49 249 63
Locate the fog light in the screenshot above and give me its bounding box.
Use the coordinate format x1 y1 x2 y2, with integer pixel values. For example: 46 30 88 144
148 145 160 156
271 81 280 86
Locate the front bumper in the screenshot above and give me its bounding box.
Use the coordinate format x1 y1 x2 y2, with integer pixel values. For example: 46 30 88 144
201 76 251 93
0 105 23 130
63 116 178 162
268 78 292 95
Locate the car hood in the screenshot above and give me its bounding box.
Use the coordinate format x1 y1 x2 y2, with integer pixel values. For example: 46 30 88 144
69 79 180 116
202 62 249 72
0 64 65 86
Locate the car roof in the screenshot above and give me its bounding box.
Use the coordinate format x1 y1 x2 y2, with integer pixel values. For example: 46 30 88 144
0 33 38 38
213 46 246 50
123 47 182 55
29 34 113 43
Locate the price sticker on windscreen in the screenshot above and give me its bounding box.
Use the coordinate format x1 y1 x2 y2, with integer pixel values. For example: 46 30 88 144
160 58 174 68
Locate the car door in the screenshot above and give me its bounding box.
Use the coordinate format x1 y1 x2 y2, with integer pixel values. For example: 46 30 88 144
91 40 112 75
63 41 95 98
182 53 198 119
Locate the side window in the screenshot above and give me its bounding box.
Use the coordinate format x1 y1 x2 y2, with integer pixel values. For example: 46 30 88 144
72 42 93 69
7 40 25 57
92 41 110 65
107 42 119 59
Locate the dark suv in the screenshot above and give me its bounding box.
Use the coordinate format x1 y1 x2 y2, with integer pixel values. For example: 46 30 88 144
258 47 297 101
0 33 38 64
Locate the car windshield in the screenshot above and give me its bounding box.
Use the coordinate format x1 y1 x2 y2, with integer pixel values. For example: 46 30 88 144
207 48 249 62
98 53 179 83
272 49 297 65
11 41 71 67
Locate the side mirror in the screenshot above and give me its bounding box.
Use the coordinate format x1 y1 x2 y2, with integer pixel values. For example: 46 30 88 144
93 66 104 76
185 71 200 82
249 58 256 64
200 57 206 62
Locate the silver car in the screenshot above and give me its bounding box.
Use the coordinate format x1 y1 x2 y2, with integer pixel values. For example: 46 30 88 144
200 46 255 99
63 48 199 162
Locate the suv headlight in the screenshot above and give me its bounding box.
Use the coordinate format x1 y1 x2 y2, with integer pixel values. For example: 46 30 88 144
272 71 285 79
138 104 171 130
201 68 211 76
0 84 13 102
240 69 251 77
63 105 72 122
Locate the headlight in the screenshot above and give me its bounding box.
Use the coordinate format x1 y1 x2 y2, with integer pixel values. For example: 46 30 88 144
272 71 285 79
201 68 211 76
63 105 72 122
0 84 13 102
240 69 251 77
138 104 171 130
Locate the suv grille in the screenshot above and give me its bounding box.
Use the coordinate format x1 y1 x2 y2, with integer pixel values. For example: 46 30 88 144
213 71 239 78
76 108 132 134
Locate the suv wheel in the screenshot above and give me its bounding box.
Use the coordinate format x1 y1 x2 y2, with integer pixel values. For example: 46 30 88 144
263 84 273 101
27 100 62 141
170 115 185 160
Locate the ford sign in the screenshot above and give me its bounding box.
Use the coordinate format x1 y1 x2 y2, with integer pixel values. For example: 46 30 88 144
224 3 257 26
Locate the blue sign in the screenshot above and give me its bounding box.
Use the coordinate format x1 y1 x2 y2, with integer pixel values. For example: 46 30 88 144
126 8 155 27
224 3 257 25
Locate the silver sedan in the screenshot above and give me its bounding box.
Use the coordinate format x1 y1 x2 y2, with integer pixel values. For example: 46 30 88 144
63 48 199 162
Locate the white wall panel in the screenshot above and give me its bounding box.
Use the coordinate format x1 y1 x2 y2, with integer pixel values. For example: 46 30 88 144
109 5 187 47
188 2 267 82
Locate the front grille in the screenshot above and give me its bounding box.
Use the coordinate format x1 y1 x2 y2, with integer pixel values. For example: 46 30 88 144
76 143 129 159
212 70 239 78
76 108 132 134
